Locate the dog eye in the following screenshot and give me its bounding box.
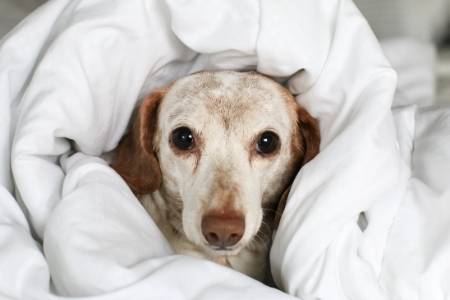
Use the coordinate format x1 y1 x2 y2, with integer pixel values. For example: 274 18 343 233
256 131 280 155
171 127 195 150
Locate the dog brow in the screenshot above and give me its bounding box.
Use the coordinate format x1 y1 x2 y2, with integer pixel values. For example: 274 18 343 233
168 105 187 122
168 112 181 121
167 93 200 122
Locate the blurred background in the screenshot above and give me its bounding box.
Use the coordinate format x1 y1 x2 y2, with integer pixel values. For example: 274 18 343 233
355 0 450 106
1 0 450 105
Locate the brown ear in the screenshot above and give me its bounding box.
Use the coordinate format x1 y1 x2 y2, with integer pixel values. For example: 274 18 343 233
297 106 320 166
111 89 167 194
272 106 320 230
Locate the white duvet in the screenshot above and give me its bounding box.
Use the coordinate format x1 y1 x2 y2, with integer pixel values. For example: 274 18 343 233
0 0 449 299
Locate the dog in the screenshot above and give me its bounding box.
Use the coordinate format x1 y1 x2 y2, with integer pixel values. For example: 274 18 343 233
111 71 320 281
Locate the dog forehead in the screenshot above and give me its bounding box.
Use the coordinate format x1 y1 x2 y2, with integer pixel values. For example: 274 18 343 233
160 71 293 127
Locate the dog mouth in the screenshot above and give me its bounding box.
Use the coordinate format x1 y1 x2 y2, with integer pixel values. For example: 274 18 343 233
210 245 235 251
202 243 243 257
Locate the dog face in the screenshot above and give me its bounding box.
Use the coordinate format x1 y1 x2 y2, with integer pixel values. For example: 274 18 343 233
112 71 320 257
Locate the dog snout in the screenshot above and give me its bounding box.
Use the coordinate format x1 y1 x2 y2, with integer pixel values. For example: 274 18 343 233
201 214 245 249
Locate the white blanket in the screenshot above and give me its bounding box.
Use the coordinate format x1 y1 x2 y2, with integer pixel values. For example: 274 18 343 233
1 0 449 299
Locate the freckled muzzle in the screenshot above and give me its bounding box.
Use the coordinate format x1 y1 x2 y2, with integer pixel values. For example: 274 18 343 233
201 213 245 250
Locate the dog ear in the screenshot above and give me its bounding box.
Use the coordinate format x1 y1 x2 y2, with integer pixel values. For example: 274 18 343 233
272 106 320 230
297 106 320 166
111 89 167 195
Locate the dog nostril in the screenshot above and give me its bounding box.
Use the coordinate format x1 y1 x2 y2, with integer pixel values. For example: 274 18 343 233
206 232 220 244
227 233 242 246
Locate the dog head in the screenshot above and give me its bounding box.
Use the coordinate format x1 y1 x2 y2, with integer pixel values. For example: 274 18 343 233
112 71 320 256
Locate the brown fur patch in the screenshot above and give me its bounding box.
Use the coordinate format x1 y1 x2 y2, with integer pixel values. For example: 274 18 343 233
204 95 253 130
276 84 320 166
296 105 321 166
111 89 168 194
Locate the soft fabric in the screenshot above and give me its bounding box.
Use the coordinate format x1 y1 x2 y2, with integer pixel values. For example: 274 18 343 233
0 0 449 299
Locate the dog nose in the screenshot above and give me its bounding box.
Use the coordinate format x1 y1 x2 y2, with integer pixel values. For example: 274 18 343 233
201 214 245 248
